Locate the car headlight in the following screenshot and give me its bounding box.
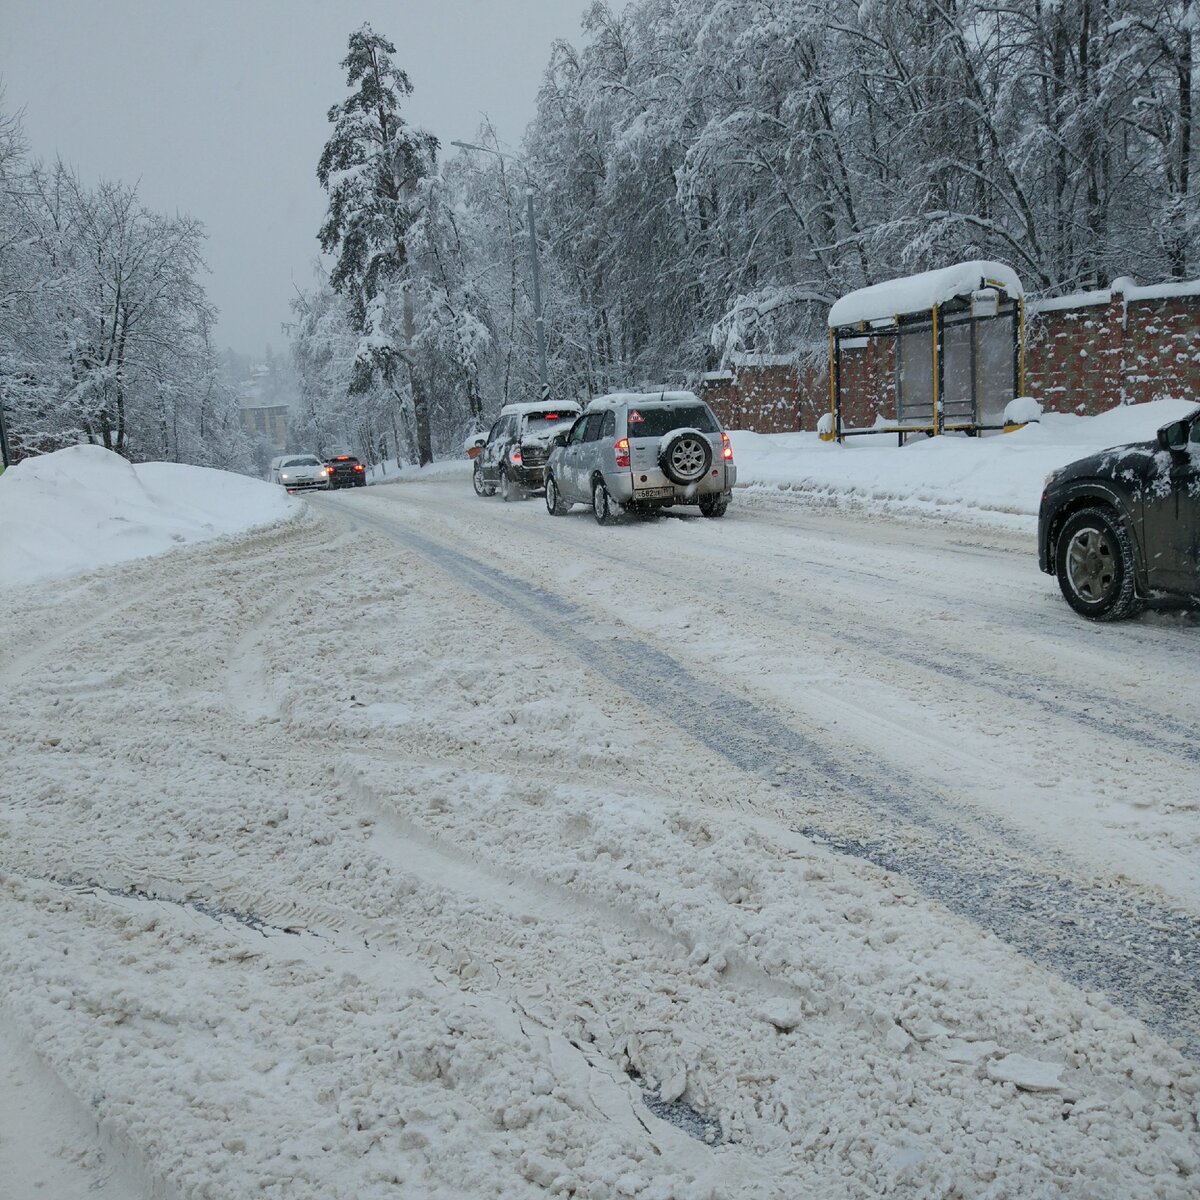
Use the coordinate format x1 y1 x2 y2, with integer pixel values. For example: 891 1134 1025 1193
281 473 289 480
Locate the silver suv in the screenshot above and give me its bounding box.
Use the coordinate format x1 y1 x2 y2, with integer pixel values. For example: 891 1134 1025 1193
544 392 735 524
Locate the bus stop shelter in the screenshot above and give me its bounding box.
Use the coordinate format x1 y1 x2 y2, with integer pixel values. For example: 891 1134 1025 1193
825 261 1025 444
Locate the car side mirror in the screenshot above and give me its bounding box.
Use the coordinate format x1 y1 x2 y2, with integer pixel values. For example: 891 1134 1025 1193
1157 419 1191 454
469 433 488 450
551 431 569 448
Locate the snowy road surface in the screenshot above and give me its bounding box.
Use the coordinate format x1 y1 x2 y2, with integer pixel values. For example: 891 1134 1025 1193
2 476 1198 1198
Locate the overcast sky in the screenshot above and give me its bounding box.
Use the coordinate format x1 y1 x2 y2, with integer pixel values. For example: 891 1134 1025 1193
1 0 589 356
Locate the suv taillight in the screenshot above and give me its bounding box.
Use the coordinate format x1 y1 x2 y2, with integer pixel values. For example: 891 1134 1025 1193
721 432 733 461
510 446 523 466
615 437 630 468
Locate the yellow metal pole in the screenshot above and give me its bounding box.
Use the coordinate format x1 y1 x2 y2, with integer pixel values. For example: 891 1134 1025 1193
825 326 838 441
930 305 940 436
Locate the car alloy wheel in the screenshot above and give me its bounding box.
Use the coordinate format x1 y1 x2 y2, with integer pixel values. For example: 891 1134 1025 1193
1055 506 1140 621
472 464 487 497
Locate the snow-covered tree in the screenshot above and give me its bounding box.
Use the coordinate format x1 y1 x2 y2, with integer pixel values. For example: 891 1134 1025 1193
317 24 439 464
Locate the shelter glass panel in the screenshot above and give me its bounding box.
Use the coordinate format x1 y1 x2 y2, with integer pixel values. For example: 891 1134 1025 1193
977 314 1015 427
942 324 974 424
896 329 933 427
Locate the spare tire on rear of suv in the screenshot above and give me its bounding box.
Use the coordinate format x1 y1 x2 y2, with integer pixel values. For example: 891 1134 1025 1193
659 429 712 485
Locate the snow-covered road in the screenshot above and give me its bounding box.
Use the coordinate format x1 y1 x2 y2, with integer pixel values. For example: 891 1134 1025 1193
2 476 1197 1198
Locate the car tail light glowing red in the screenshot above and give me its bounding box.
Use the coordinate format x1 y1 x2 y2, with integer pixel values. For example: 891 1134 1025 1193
354 463 364 471
615 437 630 468
722 432 733 461
325 465 334 474
511 446 523 465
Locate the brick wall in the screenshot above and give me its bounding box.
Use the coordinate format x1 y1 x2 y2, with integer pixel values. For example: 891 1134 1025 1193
1026 285 1200 415
699 359 827 432
702 280 1199 434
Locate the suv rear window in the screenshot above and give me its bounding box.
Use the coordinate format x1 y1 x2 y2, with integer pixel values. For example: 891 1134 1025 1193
523 411 576 433
625 404 718 437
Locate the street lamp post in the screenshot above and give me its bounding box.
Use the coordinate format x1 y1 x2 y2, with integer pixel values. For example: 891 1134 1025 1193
450 140 550 400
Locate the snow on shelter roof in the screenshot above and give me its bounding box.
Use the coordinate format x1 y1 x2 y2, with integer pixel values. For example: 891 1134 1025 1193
828 261 1023 328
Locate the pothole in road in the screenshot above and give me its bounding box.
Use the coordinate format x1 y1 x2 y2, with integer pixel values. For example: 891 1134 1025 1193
624 1067 723 1144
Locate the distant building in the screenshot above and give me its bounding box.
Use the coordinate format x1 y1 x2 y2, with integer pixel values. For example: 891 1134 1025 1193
237 363 290 455
239 402 288 454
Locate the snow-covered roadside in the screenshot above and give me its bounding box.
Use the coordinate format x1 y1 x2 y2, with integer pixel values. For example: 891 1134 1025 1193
2 499 1197 1198
730 397 1200 529
5 399 1184 594
0 444 296 588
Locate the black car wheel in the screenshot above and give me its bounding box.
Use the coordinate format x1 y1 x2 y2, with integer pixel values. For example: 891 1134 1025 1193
500 470 524 502
1055 506 1141 621
659 431 713 485
592 477 622 525
698 493 729 518
545 473 570 516
472 463 489 497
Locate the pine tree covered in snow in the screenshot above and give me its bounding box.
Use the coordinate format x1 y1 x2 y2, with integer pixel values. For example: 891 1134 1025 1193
317 24 440 466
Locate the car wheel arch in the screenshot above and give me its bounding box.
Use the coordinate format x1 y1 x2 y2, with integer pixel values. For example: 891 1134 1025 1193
1048 488 1146 585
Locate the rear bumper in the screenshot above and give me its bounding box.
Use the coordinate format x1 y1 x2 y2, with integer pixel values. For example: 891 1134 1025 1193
513 465 548 489
610 463 736 504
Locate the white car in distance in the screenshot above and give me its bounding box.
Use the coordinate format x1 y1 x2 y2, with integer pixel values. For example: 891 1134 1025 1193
270 454 330 493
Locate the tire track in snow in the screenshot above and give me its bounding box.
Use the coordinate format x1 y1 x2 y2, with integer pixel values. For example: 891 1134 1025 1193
336 500 1200 1059
456 497 1200 769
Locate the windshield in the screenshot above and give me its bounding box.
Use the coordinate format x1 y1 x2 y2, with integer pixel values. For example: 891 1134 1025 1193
625 405 718 438
283 456 321 467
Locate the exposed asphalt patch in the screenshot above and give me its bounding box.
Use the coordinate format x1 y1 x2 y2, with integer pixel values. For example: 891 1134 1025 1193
339 505 1200 1060
625 1068 722 1144
50 876 305 939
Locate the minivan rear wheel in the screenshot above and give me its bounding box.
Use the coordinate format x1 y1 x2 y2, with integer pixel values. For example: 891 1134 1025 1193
500 470 524 502
698 493 729 518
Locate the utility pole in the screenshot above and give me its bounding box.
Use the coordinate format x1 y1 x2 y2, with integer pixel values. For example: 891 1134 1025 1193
0 388 12 470
525 188 549 400
450 140 550 399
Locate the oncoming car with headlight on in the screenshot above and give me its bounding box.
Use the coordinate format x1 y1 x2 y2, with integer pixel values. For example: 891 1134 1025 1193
270 454 331 493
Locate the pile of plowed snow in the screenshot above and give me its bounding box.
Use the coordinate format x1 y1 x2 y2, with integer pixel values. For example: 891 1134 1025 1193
0 445 293 588
732 397 1199 526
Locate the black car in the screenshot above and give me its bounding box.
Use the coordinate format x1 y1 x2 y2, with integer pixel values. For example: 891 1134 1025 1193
473 403 581 501
325 454 367 488
1038 406 1199 619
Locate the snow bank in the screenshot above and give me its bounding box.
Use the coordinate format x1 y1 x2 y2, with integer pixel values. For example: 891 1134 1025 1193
0 445 292 588
732 397 1199 527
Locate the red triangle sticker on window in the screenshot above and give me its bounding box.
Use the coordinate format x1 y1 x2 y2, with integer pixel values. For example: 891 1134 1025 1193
628 410 644 423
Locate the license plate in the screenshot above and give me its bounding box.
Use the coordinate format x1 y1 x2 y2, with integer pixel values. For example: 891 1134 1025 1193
636 486 674 500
